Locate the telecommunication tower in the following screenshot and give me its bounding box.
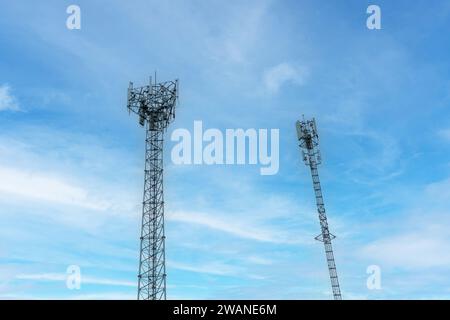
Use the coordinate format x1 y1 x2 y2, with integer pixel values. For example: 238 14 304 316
127 77 178 300
296 117 342 300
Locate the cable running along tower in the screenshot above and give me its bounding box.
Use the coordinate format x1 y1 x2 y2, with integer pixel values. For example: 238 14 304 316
296 117 342 300
127 77 178 300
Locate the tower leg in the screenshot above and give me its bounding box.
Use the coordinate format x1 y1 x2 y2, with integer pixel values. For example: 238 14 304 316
309 155 342 300
137 126 166 300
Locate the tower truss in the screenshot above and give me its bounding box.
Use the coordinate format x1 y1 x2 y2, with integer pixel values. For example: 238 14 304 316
296 117 342 300
127 78 178 300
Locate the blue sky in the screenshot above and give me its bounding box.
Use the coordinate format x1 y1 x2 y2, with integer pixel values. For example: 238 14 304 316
1 0 450 299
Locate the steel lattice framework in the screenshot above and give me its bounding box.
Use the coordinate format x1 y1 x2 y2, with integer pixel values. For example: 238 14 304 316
127 78 178 300
296 117 342 300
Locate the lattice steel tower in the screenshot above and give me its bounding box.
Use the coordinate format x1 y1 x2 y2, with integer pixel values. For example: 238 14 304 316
296 117 342 300
127 77 178 300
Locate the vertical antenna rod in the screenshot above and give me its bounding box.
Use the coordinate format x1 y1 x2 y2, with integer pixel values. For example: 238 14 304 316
127 78 178 300
296 117 342 300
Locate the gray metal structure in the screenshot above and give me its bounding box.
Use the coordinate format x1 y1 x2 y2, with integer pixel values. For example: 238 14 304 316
127 77 178 300
296 117 342 300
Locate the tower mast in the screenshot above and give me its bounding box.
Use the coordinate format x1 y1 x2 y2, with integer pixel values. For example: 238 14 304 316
296 117 342 300
127 77 178 300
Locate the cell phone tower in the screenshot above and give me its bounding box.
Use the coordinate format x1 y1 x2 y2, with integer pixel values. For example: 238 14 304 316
127 77 178 300
296 117 342 300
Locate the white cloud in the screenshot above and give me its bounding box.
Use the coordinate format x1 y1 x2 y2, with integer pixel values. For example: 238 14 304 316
205 1 271 65
424 178 450 203
263 63 307 94
16 273 136 287
167 210 304 244
68 292 135 300
0 166 110 210
16 273 65 281
361 232 450 269
438 128 450 141
360 178 450 269
246 255 273 265
0 84 19 111
168 260 240 277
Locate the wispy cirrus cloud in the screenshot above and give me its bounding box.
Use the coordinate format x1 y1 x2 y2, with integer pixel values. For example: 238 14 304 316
168 260 241 277
205 0 272 65
263 63 308 94
360 219 450 269
68 292 136 300
0 166 110 211
438 128 450 141
167 210 306 245
359 176 450 270
0 84 19 111
0 126 140 224
16 273 136 287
